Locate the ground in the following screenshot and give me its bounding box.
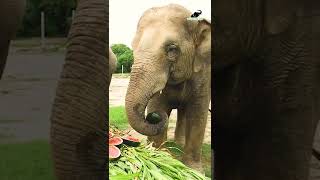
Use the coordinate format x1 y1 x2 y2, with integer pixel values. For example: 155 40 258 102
0 38 320 179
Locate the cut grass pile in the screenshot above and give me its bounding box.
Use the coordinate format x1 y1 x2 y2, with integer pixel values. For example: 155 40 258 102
163 141 212 178
109 141 209 180
109 106 212 178
0 140 54 180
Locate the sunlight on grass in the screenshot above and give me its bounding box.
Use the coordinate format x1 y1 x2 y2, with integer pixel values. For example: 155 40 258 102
109 106 128 130
0 140 54 180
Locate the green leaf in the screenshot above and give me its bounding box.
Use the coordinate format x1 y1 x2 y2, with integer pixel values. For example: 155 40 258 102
109 172 140 180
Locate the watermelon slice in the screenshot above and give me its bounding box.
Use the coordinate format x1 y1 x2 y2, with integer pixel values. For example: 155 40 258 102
122 136 140 147
109 137 123 146
109 145 121 160
146 112 162 124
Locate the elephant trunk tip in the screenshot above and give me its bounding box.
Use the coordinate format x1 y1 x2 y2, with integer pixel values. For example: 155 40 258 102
146 112 162 124
126 103 168 136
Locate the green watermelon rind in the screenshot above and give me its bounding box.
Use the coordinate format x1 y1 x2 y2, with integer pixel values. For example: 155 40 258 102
122 136 141 147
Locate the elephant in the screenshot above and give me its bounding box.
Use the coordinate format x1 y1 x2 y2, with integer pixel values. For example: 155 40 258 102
213 0 320 180
50 0 111 179
109 48 117 81
0 0 26 79
124 4 211 172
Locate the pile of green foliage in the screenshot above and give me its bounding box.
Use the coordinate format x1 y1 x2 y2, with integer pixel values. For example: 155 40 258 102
109 144 209 180
111 44 134 73
109 130 209 180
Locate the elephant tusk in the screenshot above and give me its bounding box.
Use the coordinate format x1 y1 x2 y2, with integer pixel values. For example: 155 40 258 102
160 90 162 94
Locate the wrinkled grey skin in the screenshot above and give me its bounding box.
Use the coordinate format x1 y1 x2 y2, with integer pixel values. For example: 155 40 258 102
213 0 320 180
0 0 26 79
125 4 211 171
50 0 109 179
109 48 117 81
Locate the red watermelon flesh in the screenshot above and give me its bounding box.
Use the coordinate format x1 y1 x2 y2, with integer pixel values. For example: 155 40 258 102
109 137 123 146
122 136 140 147
109 145 121 159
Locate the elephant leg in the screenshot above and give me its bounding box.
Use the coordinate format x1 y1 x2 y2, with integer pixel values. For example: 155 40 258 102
183 98 210 172
0 41 10 80
147 94 171 147
175 107 186 147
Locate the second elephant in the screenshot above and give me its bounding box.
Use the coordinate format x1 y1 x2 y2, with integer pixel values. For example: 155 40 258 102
125 4 211 171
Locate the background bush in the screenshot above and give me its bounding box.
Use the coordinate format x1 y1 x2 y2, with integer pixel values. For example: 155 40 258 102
111 44 133 73
16 0 77 37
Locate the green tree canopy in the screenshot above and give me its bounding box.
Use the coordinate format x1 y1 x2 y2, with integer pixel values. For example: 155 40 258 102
111 44 133 73
17 0 77 37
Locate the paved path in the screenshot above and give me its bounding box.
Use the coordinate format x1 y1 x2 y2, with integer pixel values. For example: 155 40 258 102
0 52 64 142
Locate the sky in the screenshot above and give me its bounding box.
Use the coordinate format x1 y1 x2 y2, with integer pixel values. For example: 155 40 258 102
109 0 211 48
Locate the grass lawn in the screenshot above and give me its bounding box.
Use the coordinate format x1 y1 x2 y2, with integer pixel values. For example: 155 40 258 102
109 106 129 130
109 106 212 178
0 140 54 180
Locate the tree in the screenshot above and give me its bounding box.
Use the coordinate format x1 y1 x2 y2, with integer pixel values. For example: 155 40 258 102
16 0 77 37
111 44 133 73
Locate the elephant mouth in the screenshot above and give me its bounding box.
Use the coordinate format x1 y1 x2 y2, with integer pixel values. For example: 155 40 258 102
167 75 185 85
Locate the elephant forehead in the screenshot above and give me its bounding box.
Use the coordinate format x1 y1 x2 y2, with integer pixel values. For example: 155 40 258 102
137 27 181 49
139 5 190 29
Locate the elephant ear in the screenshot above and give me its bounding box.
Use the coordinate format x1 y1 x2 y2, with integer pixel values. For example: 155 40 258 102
264 0 300 35
187 19 211 73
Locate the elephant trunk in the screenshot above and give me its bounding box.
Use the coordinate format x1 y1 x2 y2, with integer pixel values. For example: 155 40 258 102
125 61 169 136
50 0 108 179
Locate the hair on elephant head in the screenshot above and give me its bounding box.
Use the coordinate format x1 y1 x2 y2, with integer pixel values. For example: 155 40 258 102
125 4 211 136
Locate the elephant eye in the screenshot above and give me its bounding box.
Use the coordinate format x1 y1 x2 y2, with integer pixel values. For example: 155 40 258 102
166 44 179 60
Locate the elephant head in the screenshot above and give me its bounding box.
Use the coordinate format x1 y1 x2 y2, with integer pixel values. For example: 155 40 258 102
50 0 109 179
125 4 211 136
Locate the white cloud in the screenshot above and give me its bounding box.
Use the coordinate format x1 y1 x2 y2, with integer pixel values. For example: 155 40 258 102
109 0 211 48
